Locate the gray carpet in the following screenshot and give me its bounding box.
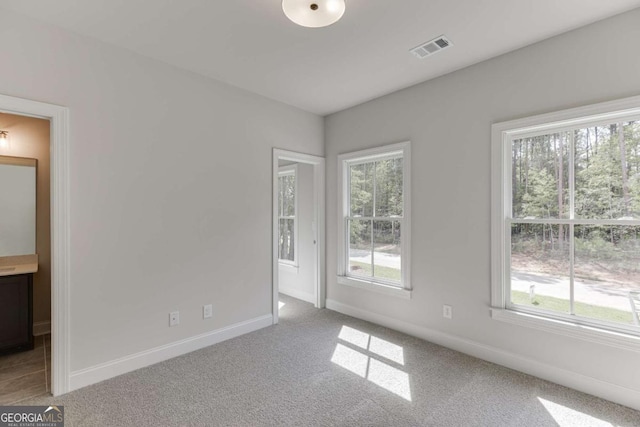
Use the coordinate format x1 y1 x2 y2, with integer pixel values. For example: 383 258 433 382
21 295 640 426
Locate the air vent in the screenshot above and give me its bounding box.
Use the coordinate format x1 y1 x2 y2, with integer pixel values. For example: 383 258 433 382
410 35 453 59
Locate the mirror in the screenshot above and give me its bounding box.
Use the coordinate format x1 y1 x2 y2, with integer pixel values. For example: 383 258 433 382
0 156 36 257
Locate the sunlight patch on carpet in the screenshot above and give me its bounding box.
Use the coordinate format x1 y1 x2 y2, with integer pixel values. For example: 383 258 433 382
537 397 613 426
332 325 411 401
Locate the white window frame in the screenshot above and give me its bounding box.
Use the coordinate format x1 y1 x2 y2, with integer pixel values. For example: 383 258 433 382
491 95 640 352
278 164 298 267
337 141 411 299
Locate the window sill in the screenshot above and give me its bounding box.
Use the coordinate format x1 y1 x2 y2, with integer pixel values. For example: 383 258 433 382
337 276 411 299
279 262 299 272
491 308 640 353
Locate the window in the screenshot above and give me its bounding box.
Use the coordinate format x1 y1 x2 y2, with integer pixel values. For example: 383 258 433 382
278 165 297 265
492 96 640 346
337 142 411 298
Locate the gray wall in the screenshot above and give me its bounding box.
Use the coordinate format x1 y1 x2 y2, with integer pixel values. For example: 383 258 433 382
279 163 315 303
325 9 640 396
0 9 323 372
2 1 639 405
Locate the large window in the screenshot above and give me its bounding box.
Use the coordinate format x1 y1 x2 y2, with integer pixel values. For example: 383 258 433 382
338 142 411 297
278 165 297 265
492 96 640 343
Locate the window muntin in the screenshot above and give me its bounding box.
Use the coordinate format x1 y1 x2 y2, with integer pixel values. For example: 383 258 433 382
278 167 296 264
339 144 410 291
503 112 640 334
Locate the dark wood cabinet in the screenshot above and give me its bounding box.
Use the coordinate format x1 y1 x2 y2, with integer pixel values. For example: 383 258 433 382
0 273 33 355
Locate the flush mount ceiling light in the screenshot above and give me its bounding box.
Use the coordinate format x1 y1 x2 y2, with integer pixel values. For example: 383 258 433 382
282 0 346 28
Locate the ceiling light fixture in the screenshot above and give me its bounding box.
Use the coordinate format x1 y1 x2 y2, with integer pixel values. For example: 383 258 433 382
0 131 9 149
282 0 345 28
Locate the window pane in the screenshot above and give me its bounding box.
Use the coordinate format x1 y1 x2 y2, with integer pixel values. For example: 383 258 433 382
575 122 640 219
511 224 570 313
278 176 284 216
373 220 401 283
349 219 372 277
350 163 373 217
512 133 569 219
375 158 403 217
280 175 295 217
279 218 294 261
574 225 639 325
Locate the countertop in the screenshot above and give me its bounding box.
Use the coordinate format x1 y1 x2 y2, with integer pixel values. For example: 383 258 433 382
0 254 38 277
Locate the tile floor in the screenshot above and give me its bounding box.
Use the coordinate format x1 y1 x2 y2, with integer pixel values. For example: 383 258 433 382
0 334 51 405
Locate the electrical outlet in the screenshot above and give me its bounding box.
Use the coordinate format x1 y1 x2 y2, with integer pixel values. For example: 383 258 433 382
203 304 213 319
169 311 180 327
443 305 453 319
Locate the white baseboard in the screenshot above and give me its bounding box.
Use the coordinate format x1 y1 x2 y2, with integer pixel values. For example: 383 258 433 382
33 321 51 336
279 287 315 304
326 299 640 411
69 314 273 392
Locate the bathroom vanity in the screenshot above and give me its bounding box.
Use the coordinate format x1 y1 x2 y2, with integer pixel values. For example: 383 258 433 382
0 255 38 355
0 155 39 355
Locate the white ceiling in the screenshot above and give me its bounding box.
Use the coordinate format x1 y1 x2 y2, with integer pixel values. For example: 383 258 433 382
2 0 639 115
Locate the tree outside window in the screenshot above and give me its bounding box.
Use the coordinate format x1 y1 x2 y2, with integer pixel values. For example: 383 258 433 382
278 167 296 263
505 115 640 331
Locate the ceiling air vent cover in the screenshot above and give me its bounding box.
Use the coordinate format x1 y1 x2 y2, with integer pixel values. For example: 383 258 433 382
410 35 453 59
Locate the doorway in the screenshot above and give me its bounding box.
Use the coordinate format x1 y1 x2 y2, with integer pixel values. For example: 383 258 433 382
0 94 71 396
0 113 51 403
272 149 325 324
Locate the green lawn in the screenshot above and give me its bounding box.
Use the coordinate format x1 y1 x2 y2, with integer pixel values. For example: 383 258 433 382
349 261 401 282
512 290 633 325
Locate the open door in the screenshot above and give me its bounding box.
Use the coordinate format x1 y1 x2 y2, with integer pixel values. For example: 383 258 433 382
272 149 325 324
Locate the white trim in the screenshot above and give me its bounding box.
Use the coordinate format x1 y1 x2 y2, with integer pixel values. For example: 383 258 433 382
337 141 411 290
491 122 507 309
507 303 640 338
0 93 71 396
346 151 403 167
314 155 326 310
326 299 640 411
33 321 51 336
491 309 640 353
491 95 640 340
508 218 640 225
338 141 409 163
278 262 299 272
278 286 315 304
69 314 272 392
492 95 640 138
278 165 297 177
504 113 640 142
272 149 326 324
337 276 411 299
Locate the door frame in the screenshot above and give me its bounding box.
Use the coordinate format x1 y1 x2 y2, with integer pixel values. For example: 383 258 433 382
0 94 71 396
272 149 325 323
